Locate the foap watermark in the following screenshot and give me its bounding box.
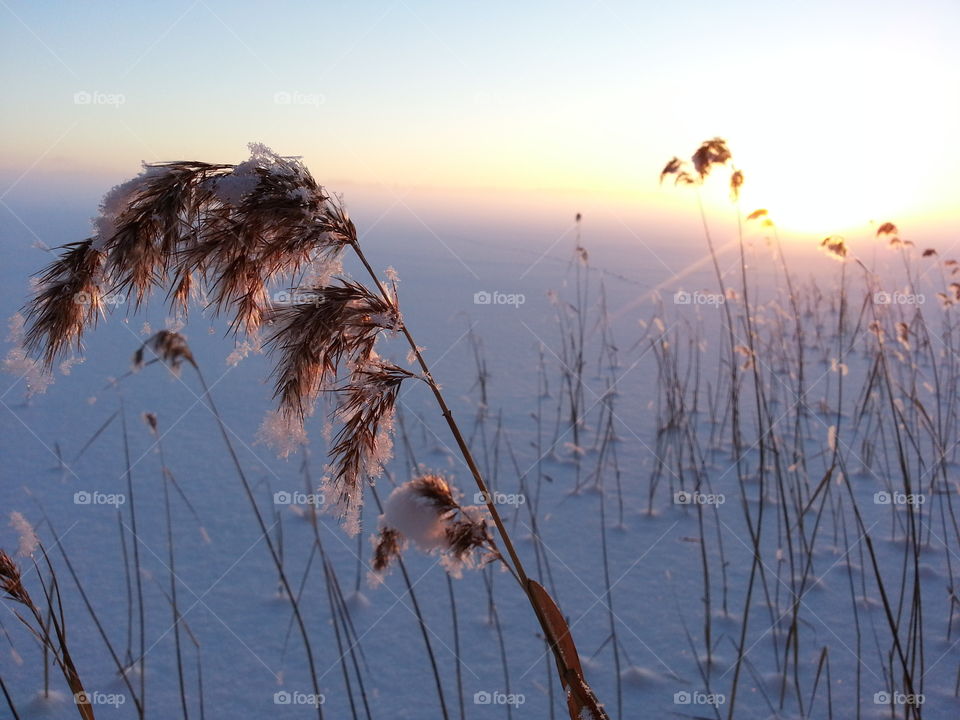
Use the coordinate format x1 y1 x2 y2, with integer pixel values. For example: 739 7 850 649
74 490 126 508
873 690 924 706
272 289 321 305
474 490 525 507
273 490 324 506
473 690 525 708
874 291 925 305
674 490 725 506
74 90 125 108
473 290 525 308
75 691 126 708
74 290 125 307
273 90 324 108
674 290 724 307
273 690 325 706
874 491 925 506
674 690 726 706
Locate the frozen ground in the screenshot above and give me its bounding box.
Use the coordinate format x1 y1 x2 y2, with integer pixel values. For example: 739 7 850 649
2 182 960 719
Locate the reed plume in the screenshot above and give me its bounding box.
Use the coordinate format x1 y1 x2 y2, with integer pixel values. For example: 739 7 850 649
23 240 105 367
133 329 195 374
820 235 848 260
23 144 353 361
371 527 402 573
371 474 496 578
264 281 400 419
0 551 30 607
659 137 734 186
691 137 732 178
326 357 413 533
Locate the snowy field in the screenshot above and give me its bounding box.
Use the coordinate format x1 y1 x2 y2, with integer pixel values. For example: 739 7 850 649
3 167 960 720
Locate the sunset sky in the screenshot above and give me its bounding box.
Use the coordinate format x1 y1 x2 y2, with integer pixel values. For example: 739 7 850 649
2 0 959 235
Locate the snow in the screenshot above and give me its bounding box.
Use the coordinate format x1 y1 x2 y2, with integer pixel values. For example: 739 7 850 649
256 408 308 459
380 479 450 552
205 167 259 206
2 185 960 719
92 165 166 246
3 314 53 397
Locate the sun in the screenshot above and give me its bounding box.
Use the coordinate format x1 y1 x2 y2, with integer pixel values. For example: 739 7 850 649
669 44 957 238
728 128 919 237
737 167 911 237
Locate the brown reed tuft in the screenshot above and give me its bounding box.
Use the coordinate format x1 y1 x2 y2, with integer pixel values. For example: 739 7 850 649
820 235 848 259
0 550 30 606
133 330 196 374
876 221 899 237
326 358 414 533
660 138 734 188
729 168 744 201
691 137 732 178
444 511 494 564
659 156 684 184
372 527 403 573
264 280 400 419
24 145 357 363
408 473 459 514
22 240 105 367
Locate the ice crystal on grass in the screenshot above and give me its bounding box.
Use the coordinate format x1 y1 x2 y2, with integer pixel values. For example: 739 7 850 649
4 314 53 396
323 358 412 535
256 408 309 459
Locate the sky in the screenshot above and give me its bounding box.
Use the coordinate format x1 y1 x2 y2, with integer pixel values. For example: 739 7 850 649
2 0 959 236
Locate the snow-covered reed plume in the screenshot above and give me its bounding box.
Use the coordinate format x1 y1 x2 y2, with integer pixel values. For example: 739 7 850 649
22 143 404 531
23 144 352 364
324 356 412 535
370 474 495 580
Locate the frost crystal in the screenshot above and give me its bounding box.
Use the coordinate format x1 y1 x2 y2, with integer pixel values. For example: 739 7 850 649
255 409 308 459
93 165 166 247
4 314 53 396
9 512 38 558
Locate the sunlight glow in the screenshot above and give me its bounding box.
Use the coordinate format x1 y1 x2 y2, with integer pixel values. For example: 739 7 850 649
658 42 957 237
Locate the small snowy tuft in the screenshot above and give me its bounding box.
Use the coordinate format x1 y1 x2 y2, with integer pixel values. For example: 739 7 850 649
381 482 449 552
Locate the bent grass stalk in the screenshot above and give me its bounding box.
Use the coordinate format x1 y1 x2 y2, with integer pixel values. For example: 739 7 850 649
0 547 95 720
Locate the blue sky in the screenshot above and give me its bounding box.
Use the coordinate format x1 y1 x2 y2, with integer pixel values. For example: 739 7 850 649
2 0 959 233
